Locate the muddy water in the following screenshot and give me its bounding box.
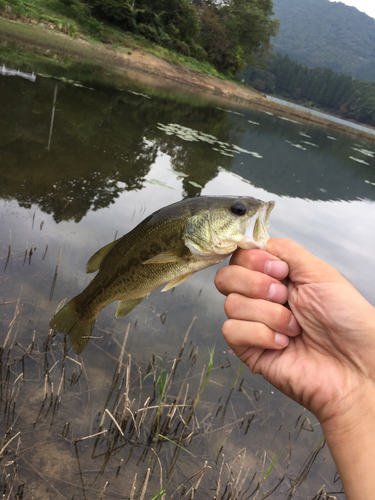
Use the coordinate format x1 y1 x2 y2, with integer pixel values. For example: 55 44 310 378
0 63 374 499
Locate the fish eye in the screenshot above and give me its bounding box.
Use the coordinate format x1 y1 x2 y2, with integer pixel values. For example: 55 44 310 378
230 202 247 216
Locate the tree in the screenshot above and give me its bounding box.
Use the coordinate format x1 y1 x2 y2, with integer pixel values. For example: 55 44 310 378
197 4 232 70
195 0 279 74
92 0 135 30
92 0 279 74
225 0 279 64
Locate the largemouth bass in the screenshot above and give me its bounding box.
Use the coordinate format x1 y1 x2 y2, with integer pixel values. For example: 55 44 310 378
50 196 274 353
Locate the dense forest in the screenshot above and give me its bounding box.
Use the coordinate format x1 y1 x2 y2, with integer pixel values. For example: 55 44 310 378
271 0 375 81
241 53 375 127
60 0 278 74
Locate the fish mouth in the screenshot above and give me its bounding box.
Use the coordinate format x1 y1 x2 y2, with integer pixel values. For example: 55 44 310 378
243 201 275 250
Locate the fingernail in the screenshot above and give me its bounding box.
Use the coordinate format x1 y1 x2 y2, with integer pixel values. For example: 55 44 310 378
265 260 289 279
275 333 289 347
288 315 301 335
268 283 288 303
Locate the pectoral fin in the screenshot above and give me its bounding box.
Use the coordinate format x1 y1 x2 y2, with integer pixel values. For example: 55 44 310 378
143 248 190 264
86 239 119 273
115 296 146 317
161 272 194 292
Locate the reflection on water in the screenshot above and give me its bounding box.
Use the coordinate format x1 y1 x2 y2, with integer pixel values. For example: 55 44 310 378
266 94 375 137
1 60 375 498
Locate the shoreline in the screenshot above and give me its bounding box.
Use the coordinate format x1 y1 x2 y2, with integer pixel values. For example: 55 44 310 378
1 16 375 143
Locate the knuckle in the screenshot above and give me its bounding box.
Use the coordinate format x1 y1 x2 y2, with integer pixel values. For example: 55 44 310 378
214 269 224 291
274 304 291 329
214 266 230 291
223 293 239 316
222 319 234 340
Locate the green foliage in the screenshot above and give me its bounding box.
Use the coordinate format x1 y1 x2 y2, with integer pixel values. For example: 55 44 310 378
189 42 207 62
1 0 29 17
194 0 278 74
241 53 375 127
88 0 277 74
174 40 190 57
1 0 278 77
272 0 375 82
193 346 214 411
92 0 135 30
87 17 103 37
197 4 230 71
264 450 279 480
134 8 161 28
137 23 160 43
59 0 76 6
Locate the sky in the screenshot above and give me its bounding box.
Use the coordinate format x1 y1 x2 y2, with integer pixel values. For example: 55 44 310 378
329 0 375 19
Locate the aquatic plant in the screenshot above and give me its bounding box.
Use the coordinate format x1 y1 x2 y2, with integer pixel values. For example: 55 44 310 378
0 301 341 499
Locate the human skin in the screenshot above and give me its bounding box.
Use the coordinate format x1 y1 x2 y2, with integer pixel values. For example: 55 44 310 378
214 238 375 499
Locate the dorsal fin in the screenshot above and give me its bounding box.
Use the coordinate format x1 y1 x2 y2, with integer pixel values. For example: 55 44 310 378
86 240 119 273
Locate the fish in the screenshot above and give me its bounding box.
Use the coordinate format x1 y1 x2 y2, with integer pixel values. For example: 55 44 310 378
49 196 275 354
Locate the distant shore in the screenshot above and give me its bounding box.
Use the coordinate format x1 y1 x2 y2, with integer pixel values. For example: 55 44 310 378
1 16 375 143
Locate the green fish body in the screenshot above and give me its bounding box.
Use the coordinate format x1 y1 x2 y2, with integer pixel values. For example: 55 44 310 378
50 196 274 353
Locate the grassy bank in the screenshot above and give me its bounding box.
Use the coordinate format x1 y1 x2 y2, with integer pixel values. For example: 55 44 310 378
0 0 225 79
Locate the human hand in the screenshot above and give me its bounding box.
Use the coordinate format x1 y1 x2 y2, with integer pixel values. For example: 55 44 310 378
214 238 375 431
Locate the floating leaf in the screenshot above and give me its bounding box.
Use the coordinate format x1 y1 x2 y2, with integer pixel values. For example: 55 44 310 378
278 116 301 124
167 169 189 178
351 147 374 158
349 156 369 165
145 179 174 189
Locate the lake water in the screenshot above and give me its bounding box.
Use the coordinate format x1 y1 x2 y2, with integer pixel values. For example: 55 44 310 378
1 61 374 499
266 94 375 136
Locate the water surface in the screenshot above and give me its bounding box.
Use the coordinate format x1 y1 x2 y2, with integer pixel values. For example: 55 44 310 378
266 94 375 136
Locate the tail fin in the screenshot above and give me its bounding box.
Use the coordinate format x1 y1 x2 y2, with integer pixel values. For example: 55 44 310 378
49 300 96 354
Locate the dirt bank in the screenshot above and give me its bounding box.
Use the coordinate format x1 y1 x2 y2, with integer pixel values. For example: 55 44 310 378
1 16 375 142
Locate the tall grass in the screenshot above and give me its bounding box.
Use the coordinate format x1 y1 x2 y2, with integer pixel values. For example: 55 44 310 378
0 299 341 499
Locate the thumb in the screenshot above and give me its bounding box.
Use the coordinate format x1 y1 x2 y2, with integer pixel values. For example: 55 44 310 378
266 238 346 285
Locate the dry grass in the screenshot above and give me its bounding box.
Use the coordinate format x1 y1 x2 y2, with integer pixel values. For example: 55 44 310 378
0 298 344 500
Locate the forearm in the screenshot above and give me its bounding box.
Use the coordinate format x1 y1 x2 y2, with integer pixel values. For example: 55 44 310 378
321 384 375 499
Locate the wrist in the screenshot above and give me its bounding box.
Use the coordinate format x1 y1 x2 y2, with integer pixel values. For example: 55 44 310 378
321 380 375 435
320 381 375 499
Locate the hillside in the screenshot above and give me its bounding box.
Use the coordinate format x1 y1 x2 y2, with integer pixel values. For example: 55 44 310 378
271 0 375 81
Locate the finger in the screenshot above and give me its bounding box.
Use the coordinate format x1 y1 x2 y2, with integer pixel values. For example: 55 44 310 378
224 294 302 337
266 239 347 284
230 248 289 280
215 265 288 303
222 318 290 351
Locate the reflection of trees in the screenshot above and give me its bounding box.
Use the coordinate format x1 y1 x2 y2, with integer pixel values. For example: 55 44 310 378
0 76 233 222
3 69 371 216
